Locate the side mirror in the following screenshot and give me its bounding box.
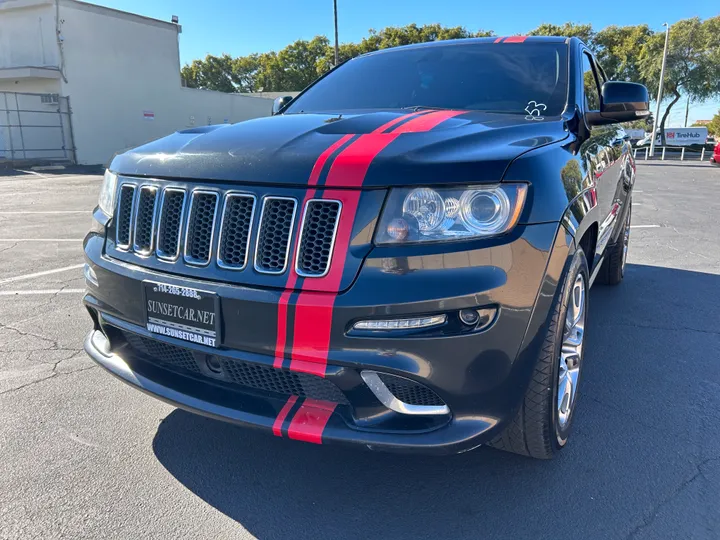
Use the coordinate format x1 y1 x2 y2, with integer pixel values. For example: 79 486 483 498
587 82 650 126
272 96 293 115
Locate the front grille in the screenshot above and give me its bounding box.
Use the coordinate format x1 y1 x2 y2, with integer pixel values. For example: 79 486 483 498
132 186 158 255
296 199 341 277
115 184 136 249
119 330 348 404
218 193 256 269
156 189 186 261
377 373 445 407
110 179 348 279
254 197 297 274
184 191 219 265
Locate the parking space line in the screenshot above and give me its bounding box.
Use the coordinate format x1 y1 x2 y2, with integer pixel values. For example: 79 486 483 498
630 225 660 229
0 264 84 285
0 289 85 296
0 211 90 214
0 239 84 242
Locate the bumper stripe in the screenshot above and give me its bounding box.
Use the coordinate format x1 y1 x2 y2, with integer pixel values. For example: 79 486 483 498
287 398 338 444
272 395 298 436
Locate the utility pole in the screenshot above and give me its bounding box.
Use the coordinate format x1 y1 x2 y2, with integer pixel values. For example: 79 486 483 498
684 96 690 127
649 23 670 158
333 0 339 67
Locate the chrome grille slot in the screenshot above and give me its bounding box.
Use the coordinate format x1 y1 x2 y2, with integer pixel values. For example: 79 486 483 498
296 199 341 278
156 188 186 261
217 193 256 270
183 191 219 266
115 184 136 250
254 197 297 274
132 186 158 255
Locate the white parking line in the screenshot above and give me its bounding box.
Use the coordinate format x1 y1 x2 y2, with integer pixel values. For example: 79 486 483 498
0 264 84 285
630 225 660 229
0 289 85 296
0 211 89 214
0 238 84 242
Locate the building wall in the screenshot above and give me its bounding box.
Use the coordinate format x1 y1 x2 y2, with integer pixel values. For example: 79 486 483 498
0 0 58 70
57 0 272 165
0 78 61 94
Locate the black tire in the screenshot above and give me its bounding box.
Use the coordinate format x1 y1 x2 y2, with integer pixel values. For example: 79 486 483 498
599 199 632 285
487 247 590 459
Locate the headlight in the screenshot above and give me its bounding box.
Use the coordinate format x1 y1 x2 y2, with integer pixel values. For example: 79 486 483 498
98 169 118 217
376 184 527 244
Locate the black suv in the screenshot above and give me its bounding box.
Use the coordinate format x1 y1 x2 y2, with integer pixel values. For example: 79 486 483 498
84 36 649 459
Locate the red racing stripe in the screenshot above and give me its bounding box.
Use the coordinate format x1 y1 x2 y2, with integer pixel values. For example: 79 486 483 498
391 110 466 133
272 395 298 437
286 398 337 444
273 134 356 369
273 114 421 370
503 35 527 43
279 109 463 376
494 37 505 43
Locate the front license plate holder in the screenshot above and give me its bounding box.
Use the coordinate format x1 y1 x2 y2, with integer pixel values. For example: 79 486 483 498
143 281 220 348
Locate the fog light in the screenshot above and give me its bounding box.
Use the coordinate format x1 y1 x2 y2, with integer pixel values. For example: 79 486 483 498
353 314 446 331
84 264 98 287
459 307 496 329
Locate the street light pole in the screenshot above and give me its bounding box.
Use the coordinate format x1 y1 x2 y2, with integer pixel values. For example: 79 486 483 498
649 23 670 158
333 0 339 66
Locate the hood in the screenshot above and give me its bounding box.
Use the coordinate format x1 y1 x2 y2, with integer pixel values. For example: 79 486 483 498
110 110 568 187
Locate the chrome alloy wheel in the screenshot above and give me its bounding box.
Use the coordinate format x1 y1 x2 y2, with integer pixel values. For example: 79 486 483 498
557 273 586 429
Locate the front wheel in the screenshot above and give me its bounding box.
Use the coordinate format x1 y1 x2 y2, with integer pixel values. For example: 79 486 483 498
488 247 589 459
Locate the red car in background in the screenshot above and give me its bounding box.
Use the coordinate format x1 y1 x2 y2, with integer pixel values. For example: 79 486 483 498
712 141 720 165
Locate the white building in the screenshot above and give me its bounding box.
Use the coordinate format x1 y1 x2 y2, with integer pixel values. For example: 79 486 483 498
0 0 273 165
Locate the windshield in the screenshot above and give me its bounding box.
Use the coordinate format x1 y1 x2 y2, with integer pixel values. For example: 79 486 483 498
285 41 569 116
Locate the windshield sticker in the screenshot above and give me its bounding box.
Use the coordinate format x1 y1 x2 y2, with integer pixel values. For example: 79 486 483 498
525 101 547 121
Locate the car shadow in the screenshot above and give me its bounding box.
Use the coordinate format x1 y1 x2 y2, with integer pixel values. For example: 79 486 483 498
152 263 720 540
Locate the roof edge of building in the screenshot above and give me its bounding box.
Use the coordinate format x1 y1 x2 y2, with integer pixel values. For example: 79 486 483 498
60 0 181 32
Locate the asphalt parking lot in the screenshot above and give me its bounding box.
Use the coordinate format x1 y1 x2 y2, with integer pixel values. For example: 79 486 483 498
1 162 718 540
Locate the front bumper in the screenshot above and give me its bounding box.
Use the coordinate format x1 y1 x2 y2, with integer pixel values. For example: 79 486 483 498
83 221 571 454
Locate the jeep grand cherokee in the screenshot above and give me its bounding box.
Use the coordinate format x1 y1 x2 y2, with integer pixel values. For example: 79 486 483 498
83 36 649 459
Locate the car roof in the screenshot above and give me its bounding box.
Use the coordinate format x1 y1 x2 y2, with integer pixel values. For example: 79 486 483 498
360 35 570 57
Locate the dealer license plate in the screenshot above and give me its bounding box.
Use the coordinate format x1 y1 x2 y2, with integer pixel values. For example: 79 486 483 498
144 281 220 347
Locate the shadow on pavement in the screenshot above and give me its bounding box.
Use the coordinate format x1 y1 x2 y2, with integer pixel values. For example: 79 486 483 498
152 263 720 540
0 164 104 177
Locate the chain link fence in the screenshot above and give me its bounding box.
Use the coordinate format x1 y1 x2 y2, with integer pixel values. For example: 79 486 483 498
0 91 75 164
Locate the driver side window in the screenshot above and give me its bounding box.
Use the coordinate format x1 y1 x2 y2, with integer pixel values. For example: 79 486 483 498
582 53 601 111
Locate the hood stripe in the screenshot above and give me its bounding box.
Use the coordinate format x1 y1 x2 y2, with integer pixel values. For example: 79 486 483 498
391 110 466 133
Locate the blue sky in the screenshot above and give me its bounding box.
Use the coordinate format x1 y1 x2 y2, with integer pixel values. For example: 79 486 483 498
94 0 719 125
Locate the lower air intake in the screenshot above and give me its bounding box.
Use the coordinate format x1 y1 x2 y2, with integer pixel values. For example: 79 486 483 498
119 330 348 405
377 373 446 407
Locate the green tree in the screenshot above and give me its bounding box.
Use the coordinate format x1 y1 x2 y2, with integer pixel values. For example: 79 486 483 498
702 111 720 136
594 25 652 80
639 17 720 145
181 54 236 92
